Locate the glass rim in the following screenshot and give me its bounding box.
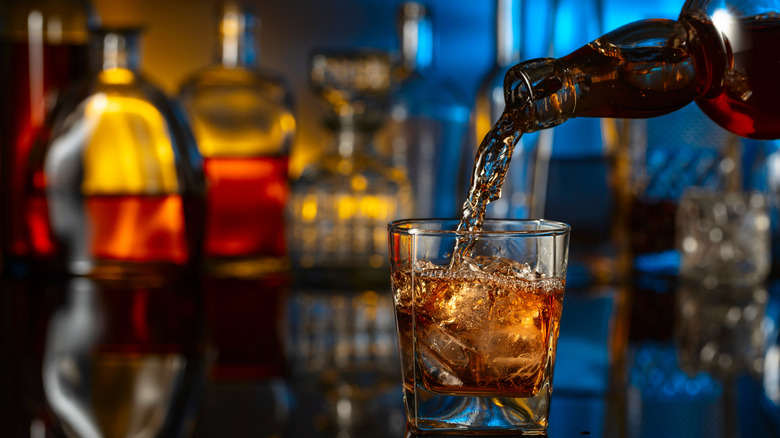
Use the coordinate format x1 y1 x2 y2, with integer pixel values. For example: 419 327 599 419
387 218 571 237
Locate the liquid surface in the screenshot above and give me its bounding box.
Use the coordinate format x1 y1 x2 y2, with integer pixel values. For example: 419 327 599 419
393 256 563 397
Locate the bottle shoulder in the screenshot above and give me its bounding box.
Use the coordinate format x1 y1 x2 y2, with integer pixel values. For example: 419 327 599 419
293 153 409 190
390 69 470 121
179 66 293 102
34 72 201 196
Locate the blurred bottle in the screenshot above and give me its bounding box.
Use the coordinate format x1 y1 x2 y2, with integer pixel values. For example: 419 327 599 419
286 51 408 434
743 138 780 274
25 27 207 435
179 6 294 431
472 0 555 219
179 1 295 278
385 2 469 218
288 50 412 289
27 27 205 281
626 107 738 275
473 0 522 147
0 0 97 274
543 0 627 288
42 278 205 438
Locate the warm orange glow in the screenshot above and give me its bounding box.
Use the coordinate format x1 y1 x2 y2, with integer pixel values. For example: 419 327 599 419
98 68 135 84
81 94 179 195
86 195 188 263
300 193 318 221
190 92 295 158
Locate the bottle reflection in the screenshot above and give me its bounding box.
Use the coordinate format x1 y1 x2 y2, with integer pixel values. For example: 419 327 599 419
761 283 780 426
286 290 403 438
179 1 295 278
40 277 205 438
676 281 768 379
626 278 774 437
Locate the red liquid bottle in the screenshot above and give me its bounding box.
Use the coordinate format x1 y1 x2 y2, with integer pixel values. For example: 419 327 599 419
0 0 95 269
179 2 295 277
179 3 294 382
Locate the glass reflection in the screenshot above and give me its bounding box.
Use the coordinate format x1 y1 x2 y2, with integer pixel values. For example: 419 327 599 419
760 282 780 427
41 277 205 438
286 289 402 437
676 281 768 379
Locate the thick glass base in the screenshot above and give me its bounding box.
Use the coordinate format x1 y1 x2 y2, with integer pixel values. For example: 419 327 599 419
404 382 550 435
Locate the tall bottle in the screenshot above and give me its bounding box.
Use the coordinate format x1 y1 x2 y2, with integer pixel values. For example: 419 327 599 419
286 51 406 406
179 2 292 403
385 2 469 218
26 28 206 437
0 0 97 272
542 0 629 287
472 0 555 219
500 0 780 140
27 27 205 280
179 1 295 278
288 50 412 288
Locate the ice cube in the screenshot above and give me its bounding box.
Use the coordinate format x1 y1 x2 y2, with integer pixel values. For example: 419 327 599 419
483 324 544 365
442 280 493 330
418 323 477 388
490 292 541 325
449 256 483 276
420 323 472 369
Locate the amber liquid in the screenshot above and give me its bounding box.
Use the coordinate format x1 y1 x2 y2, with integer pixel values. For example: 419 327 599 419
203 156 288 259
393 262 563 397
0 40 88 261
86 195 190 264
454 112 526 260
561 15 780 139
27 193 199 275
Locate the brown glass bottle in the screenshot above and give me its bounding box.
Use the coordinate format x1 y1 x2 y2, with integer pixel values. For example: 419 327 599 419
504 13 780 140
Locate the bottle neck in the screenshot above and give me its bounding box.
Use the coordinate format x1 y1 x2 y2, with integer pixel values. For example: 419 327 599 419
325 114 379 158
495 0 522 67
90 29 141 73
399 2 432 72
216 3 259 69
504 18 713 132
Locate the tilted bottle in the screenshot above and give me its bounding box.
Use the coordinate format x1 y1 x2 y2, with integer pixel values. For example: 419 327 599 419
385 2 469 218
501 0 780 140
179 1 295 279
